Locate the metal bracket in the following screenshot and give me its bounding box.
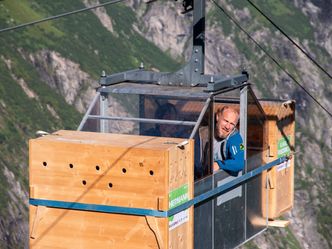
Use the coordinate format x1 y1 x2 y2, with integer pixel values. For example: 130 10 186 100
99 68 168 85
206 72 249 92
99 0 249 90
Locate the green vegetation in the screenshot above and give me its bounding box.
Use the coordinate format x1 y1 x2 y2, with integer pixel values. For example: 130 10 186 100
207 7 233 36
0 44 82 216
316 168 332 247
0 0 331 248
244 241 260 249
266 227 302 249
0 0 180 226
229 0 314 41
1 0 180 76
284 227 302 249
317 204 332 248
231 31 276 97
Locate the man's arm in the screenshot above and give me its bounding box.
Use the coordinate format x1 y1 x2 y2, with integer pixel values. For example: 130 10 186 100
215 133 244 173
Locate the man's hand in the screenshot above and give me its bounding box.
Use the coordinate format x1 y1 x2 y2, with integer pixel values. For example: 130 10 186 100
213 162 220 172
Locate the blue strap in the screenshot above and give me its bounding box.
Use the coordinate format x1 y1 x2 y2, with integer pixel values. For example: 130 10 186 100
29 198 168 217
168 156 286 216
30 157 287 217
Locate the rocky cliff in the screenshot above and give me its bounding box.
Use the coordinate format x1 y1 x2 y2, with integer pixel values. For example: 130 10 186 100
0 0 331 248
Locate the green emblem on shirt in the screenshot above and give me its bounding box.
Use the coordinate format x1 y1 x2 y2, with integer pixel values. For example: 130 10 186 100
240 143 244 150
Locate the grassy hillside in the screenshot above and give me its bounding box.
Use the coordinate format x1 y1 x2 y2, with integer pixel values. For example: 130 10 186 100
0 1 180 247
1 0 179 76
0 0 331 248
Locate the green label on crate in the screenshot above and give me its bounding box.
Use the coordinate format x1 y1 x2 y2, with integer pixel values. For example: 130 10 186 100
169 184 188 208
169 184 189 230
277 135 291 158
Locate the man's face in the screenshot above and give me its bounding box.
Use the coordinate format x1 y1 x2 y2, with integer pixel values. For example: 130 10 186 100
216 109 238 139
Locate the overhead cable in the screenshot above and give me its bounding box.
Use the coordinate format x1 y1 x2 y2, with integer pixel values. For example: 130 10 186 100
0 0 125 34
246 0 332 81
211 0 332 118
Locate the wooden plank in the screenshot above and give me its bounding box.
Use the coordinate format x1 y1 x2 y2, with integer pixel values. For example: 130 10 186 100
30 206 167 249
268 219 290 228
145 216 165 249
30 206 48 239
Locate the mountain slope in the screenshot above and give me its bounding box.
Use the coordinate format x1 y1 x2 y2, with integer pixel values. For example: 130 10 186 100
0 1 179 248
0 0 331 248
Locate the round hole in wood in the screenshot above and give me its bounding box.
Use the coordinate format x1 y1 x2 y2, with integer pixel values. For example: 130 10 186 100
149 170 154 176
96 165 100 171
69 163 74 169
43 162 47 167
82 180 87 185
122 168 127 173
108 182 113 188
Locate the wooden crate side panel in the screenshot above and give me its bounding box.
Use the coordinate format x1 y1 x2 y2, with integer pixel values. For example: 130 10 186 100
262 120 276 218
29 205 167 249
267 120 278 218
274 117 295 215
168 140 194 249
262 108 295 219
30 139 168 210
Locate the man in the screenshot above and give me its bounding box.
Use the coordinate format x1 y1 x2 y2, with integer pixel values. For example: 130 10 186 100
213 106 244 175
197 106 244 178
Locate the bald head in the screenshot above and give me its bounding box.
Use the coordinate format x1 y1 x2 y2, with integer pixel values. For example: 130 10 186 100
215 106 239 139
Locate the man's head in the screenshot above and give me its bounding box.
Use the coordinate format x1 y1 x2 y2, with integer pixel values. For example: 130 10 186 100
215 106 239 139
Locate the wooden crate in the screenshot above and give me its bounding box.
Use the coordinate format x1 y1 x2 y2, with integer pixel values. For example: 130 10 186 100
260 100 295 219
29 130 194 249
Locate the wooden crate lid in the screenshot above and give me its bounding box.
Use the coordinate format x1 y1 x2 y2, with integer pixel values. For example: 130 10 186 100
36 130 187 150
260 100 295 120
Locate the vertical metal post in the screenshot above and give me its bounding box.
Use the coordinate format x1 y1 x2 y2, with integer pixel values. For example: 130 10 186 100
100 91 109 133
209 96 215 249
240 86 248 240
192 0 205 75
240 86 248 160
208 96 214 175
139 95 145 135
77 92 100 131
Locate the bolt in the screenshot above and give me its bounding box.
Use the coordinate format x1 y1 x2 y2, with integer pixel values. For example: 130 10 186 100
139 62 144 69
101 70 106 77
195 59 199 63
194 68 198 72
194 49 198 53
